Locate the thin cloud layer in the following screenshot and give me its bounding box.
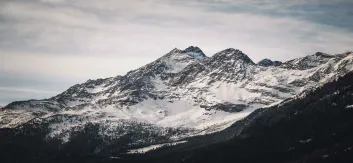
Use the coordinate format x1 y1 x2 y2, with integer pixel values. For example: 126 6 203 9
0 0 352 105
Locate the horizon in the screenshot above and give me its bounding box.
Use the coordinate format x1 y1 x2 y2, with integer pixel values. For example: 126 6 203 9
1 0 353 105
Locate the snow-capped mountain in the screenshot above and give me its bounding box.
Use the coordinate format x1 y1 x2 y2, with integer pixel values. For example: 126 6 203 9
1 47 353 145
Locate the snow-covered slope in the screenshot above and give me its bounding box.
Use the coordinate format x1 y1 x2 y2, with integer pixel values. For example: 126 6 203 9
1 47 353 144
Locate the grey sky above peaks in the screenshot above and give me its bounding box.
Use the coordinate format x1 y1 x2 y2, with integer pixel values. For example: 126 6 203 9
1 0 353 105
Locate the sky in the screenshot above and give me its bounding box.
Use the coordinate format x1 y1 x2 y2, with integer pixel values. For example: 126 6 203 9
0 0 353 106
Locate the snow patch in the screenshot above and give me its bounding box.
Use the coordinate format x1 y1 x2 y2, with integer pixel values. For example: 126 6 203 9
346 105 353 109
127 141 187 154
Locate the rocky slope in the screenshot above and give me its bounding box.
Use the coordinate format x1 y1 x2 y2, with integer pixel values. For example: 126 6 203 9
1 47 352 147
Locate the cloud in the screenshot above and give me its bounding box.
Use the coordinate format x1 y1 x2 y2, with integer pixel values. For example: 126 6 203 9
0 71 75 105
0 51 154 79
1 0 352 58
0 87 59 106
0 87 59 94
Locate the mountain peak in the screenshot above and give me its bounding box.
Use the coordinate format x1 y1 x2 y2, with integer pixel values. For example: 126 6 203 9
181 46 207 59
212 48 254 64
313 52 333 58
182 46 202 53
257 58 282 67
164 46 206 60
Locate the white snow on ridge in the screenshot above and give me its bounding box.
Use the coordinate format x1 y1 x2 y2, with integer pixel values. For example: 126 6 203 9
162 51 199 73
0 108 50 128
152 77 167 90
185 52 206 60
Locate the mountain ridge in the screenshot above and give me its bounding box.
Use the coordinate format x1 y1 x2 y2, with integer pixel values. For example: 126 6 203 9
1 47 352 149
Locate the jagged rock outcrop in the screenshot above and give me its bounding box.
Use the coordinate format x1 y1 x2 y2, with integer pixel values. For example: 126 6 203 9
257 58 282 67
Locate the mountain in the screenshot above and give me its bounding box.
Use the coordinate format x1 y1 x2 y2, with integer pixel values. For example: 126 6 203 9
0 47 352 161
138 71 353 163
257 58 282 67
2 69 353 163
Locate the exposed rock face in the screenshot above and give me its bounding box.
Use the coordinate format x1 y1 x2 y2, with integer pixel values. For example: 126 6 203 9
201 102 247 113
257 58 282 67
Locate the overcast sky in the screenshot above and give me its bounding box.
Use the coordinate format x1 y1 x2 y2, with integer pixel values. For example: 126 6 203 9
0 0 353 105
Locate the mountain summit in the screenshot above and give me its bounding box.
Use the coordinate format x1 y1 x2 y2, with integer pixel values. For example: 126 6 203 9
257 58 282 67
163 46 206 61
211 48 254 64
181 46 206 58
